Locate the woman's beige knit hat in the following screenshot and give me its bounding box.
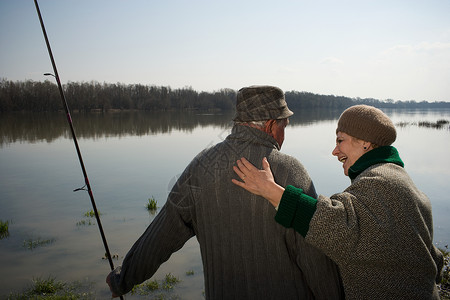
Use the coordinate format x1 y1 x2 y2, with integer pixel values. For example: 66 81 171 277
336 105 396 146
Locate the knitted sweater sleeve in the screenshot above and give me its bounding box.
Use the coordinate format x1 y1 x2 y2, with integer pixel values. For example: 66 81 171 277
109 165 196 296
274 185 318 237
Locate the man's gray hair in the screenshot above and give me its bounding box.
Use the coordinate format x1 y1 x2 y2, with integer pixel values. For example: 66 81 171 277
234 118 288 129
234 120 267 128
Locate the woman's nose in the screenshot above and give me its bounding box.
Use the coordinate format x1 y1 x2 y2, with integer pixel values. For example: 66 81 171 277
332 145 339 156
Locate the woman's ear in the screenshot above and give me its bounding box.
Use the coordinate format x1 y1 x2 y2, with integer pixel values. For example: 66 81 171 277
362 141 373 151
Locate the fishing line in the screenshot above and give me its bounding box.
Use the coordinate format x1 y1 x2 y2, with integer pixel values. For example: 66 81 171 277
33 1 122 297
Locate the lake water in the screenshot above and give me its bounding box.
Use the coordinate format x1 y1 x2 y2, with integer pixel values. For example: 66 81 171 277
1 108 449 299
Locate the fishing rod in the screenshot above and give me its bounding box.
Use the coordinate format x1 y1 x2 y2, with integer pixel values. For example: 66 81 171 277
33 1 122 297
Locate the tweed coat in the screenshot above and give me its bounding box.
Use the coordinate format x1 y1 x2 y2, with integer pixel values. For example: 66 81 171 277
279 158 444 299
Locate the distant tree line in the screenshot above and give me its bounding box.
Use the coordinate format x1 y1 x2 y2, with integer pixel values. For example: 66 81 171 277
284 91 450 110
0 79 236 112
1 78 449 112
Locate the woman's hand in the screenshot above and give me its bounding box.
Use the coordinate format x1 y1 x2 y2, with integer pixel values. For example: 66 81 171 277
232 157 284 208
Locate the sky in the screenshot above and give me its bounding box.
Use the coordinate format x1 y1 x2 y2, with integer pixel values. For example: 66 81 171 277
1 0 450 102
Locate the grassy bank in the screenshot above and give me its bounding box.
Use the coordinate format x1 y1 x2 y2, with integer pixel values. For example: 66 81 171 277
3 248 449 299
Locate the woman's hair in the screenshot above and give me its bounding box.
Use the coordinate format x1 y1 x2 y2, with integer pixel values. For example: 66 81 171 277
350 135 379 149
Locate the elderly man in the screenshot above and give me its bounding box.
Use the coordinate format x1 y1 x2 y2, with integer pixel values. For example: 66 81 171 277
107 85 344 299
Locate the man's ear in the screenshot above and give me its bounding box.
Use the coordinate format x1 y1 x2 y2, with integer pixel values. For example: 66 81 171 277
264 120 275 134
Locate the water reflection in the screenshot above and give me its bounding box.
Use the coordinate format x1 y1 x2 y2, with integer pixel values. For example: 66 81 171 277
1 110 338 145
0 111 234 146
3 108 449 146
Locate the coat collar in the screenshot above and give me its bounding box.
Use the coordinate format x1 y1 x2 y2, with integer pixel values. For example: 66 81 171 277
348 146 404 180
229 124 280 150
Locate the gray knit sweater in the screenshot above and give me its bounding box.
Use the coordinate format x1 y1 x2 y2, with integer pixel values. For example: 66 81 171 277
109 125 344 299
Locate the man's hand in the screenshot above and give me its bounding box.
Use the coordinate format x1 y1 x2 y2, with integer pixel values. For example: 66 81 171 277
106 272 120 298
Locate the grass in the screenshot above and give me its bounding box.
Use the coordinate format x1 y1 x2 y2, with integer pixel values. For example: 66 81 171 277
162 273 181 290
102 252 119 260
131 279 160 294
30 277 65 295
418 119 450 129
76 210 101 226
7 276 94 299
23 237 56 250
0 219 10 239
440 246 450 299
396 119 450 129
84 209 100 218
131 273 181 296
146 196 158 211
76 219 94 226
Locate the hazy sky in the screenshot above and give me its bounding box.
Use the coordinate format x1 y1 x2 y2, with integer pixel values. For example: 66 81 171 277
1 0 449 102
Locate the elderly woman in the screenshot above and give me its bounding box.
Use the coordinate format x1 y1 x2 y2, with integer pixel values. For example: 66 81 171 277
232 105 443 299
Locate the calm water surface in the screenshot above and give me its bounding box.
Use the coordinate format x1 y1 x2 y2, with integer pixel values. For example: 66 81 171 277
1 108 449 299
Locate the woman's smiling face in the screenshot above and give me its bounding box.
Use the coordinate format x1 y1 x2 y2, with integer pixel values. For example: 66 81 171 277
332 132 367 176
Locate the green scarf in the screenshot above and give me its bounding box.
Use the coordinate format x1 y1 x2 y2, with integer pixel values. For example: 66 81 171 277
348 146 404 180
